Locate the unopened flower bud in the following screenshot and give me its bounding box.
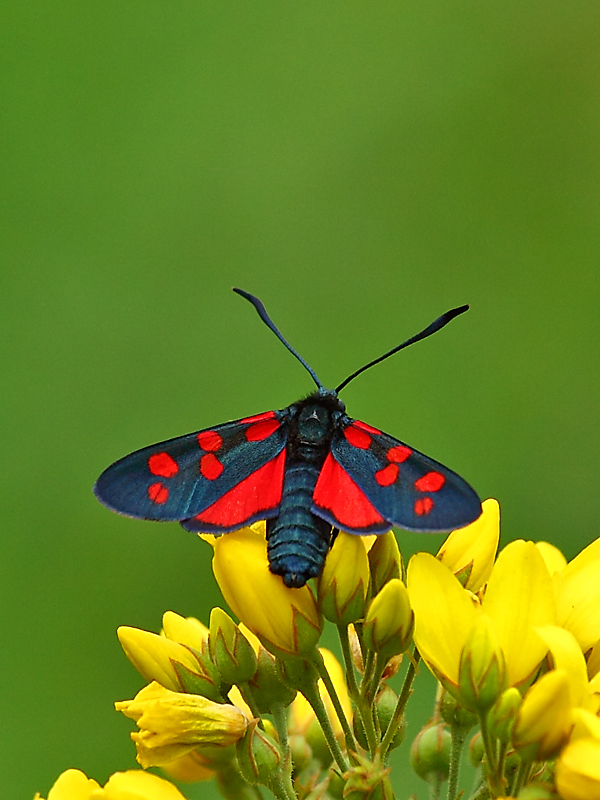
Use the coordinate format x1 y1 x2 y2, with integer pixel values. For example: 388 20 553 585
368 531 403 595
354 685 405 752
209 607 257 685
410 723 451 782
458 614 506 712
250 645 297 713
487 687 522 743
516 783 561 800
318 531 370 625
236 719 282 788
363 579 413 661
117 625 223 701
439 691 477 733
162 611 209 653
468 732 484 766
513 670 573 761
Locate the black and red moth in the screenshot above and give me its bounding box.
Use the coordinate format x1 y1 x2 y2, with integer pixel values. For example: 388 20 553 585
94 288 482 588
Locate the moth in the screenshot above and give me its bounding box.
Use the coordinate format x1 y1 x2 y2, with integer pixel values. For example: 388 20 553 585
94 289 481 587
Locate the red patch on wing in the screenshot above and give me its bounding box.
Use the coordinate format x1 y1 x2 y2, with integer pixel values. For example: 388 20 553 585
148 482 169 504
353 420 382 435
387 445 412 463
194 450 285 526
148 452 179 478
200 453 224 481
415 497 434 515
375 463 399 486
246 418 280 441
240 411 277 425
343 424 372 450
415 471 445 492
313 453 386 528
197 430 223 452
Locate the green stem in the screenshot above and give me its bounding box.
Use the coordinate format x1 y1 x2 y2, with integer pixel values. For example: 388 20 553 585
338 624 378 756
446 726 466 800
479 716 504 798
238 682 265 729
360 648 376 699
380 650 420 757
300 673 349 773
510 758 532 798
313 650 359 756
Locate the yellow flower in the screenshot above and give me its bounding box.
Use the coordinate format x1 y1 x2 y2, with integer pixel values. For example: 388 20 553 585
35 769 187 800
288 648 351 740
317 531 370 625
407 540 555 699
437 498 500 592
363 579 413 659
512 669 573 761
160 750 216 783
211 526 322 658
117 625 222 701
555 738 600 800
115 681 248 767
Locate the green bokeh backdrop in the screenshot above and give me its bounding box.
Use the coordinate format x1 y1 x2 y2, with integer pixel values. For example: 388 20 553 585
3 3 600 798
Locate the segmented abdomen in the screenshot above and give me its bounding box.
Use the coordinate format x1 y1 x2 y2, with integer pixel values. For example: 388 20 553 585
266 461 333 588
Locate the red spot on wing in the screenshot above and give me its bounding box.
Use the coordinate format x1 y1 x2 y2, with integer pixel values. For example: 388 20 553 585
246 418 280 441
343 424 372 450
387 445 412 463
240 411 277 425
415 497 434 515
148 482 169 504
197 430 223 452
313 453 386 528
415 471 445 492
148 452 179 478
200 453 224 481
194 450 285 527
375 463 399 486
353 420 382 436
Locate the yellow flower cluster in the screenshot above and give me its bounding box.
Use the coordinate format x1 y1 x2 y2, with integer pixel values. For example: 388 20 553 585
36 498 600 800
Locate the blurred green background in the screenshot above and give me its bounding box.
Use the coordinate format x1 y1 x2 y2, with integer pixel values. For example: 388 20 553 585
2 2 600 797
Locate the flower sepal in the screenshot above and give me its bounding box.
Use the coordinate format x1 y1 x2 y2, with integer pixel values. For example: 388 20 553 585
209 607 258 686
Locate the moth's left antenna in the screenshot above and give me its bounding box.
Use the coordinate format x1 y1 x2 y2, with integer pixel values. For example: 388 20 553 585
233 288 324 390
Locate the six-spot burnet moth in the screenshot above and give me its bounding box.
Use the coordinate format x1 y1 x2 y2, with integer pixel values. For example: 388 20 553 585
94 289 482 587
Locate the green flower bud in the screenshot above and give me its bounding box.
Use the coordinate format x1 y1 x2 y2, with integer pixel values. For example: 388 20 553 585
209 607 257 686
318 531 370 625
487 687 522 743
354 686 405 752
288 734 313 774
250 645 297 714
458 614 506 712
410 723 451 783
368 531 403 594
468 731 484 766
236 719 282 788
363 579 413 661
439 691 477 733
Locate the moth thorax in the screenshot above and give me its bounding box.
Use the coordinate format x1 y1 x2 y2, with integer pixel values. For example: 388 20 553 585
296 403 332 445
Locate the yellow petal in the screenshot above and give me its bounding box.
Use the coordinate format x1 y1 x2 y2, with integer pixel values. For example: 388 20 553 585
117 627 201 692
161 612 209 651
40 770 101 800
483 540 555 686
437 498 500 591
103 769 188 799
571 708 600 742
407 553 478 687
513 669 572 760
555 738 600 800
535 625 591 709
556 543 600 652
535 541 567 575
